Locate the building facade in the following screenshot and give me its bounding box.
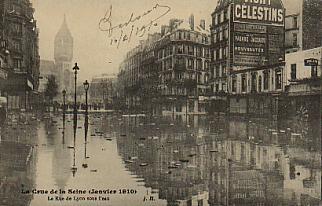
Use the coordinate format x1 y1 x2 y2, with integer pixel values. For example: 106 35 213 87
0 0 40 111
284 0 322 53
53 15 74 98
89 74 116 110
118 16 211 116
209 0 286 118
39 16 74 104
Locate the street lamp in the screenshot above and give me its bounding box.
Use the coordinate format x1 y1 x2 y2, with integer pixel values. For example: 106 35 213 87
62 89 66 114
83 80 89 116
72 63 80 116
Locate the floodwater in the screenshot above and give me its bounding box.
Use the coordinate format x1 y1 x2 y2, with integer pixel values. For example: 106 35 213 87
0 112 320 206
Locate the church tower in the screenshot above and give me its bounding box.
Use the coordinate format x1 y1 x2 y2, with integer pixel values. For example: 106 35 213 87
54 15 73 93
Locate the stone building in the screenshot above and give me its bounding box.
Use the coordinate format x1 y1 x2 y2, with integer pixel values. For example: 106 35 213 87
284 0 322 53
118 16 211 116
89 74 116 110
209 0 285 118
53 15 74 98
0 0 40 110
39 15 74 103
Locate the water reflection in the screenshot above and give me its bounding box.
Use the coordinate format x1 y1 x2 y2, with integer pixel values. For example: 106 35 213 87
117 115 321 206
0 112 320 206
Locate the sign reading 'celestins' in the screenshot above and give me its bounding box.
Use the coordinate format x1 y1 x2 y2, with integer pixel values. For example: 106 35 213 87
234 0 284 25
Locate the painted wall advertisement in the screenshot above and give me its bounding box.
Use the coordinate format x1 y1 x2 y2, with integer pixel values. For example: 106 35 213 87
232 0 285 67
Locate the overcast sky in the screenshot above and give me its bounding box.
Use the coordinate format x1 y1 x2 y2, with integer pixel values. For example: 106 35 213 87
31 0 216 82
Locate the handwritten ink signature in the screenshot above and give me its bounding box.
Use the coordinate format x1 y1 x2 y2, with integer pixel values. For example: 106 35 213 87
98 4 171 48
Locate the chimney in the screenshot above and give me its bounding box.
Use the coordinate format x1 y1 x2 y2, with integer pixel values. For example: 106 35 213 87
189 14 195 31
200 19 206 30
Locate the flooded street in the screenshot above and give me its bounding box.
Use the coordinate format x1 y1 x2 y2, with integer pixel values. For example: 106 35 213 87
0 113 320 206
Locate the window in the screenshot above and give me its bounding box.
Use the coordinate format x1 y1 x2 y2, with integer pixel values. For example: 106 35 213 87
258 76 262 92
263 71 269 90
224 10 228 20
293 16 298 28
13 59 22 69
214 14 218 25
188 58 193 69
205 48 210 58
291 64 297 80
196 47 202 57
213 32 217 43
188 45 194 55
222 83 226 91
215 66 219 77
215 84 219 92
177 45 183 54
232 76 237 92
292 33 297 47
205 61 209 71
241 74 247 92
275 69 282 89
224 27 228 40
197 59 202 70
222 65 226 77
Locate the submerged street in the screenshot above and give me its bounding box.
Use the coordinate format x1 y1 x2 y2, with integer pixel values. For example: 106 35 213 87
0 112 320 206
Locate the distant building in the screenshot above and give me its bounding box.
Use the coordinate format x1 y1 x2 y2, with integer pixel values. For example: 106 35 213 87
284 0 322 53
39 15 74 103
89 74 117 109
54 15 74 96
38 60 55 92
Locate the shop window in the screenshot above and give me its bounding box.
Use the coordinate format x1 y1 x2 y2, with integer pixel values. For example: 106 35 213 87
275 69 282 89
232 77 237 92
263 71 269 90
291 64 297 80
241 74 247 92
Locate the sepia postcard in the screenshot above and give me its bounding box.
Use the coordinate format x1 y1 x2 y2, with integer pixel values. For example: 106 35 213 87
0 0 321 205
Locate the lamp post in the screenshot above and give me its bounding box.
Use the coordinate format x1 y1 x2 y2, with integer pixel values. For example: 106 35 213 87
62 89 66 144
62 90 66 114
71 63 79 177
83 80 89 116
72 63 79 116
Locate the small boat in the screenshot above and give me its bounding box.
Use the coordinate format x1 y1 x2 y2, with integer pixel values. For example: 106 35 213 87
173 150 179 154
139 137 146 140
170 123 174 126
91 134 96 136
175 163 181 167
90 169 97 172
188 153 196 157
130 156 138 160
125 160 134 164
67 146 74 149
120 134 127 137
210 150 218 153
168 165 178 169
105 138 112 141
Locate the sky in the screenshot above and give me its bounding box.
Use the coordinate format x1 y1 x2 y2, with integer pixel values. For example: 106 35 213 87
31 0 217 82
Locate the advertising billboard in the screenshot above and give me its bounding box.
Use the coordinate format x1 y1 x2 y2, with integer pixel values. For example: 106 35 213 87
232 0 285 68
233 0 284 26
